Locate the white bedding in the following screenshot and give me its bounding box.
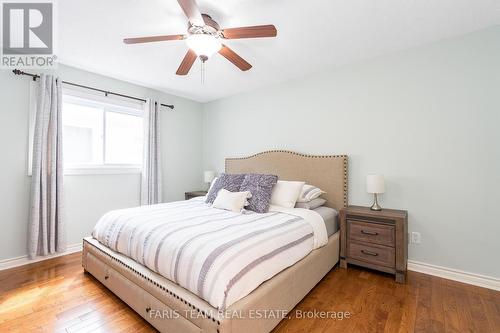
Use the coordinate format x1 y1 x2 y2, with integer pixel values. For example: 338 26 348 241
92 197 327 309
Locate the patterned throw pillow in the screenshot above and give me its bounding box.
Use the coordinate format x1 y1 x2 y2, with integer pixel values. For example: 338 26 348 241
239 174 278 213
205 173 246 204
295 198 327 209
296 184 326 203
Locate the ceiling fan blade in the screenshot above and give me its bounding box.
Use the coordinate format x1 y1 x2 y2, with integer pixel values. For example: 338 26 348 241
177 0 204 26
218 45 252 71
123 34 184 44
222 25 277 39
176 49 198 75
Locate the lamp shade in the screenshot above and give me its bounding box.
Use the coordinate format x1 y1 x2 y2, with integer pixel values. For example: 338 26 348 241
366 175 385 194
204 171 216 183
186 34 222 58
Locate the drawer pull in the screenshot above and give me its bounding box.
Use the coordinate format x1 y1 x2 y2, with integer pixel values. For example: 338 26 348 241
361 249 379 256
361 230 378 236
146 307 151 313
104 275 109 280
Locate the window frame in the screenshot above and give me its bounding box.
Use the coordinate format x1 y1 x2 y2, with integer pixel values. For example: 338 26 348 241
28 83 145 176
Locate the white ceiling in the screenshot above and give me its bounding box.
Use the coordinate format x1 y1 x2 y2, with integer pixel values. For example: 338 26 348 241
58 0 500 102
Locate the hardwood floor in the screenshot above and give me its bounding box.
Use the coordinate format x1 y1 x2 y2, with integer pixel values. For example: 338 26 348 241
0 253 499 333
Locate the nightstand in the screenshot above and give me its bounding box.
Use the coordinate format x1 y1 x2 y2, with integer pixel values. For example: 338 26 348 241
340 205 408 283
185 191 207 200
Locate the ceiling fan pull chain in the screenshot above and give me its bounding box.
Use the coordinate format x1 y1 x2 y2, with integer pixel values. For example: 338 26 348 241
200 57 205 84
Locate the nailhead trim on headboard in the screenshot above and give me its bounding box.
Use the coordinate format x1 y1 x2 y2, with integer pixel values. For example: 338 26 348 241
82 239 222 327
225 150 348 207
343 157 348 208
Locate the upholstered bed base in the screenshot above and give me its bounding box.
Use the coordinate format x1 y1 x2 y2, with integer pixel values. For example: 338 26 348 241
82 232 339 333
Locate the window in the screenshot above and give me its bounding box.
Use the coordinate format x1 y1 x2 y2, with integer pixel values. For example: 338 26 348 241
28 83 144 175
61 92 144 174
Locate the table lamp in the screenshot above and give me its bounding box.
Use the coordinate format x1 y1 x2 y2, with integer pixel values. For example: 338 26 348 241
367 174 385 211
204 171 215 191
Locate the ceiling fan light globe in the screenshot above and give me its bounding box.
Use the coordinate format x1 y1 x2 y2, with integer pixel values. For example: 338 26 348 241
186 34 222 58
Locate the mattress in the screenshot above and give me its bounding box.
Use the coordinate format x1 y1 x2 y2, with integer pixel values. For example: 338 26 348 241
91 198 328 309
314 206 339 237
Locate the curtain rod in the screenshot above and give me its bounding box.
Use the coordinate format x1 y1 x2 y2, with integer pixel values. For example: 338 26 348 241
12 69 174 110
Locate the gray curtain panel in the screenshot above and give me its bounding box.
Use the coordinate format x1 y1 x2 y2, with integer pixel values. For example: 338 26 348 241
141 99 162 205
28 74 65 259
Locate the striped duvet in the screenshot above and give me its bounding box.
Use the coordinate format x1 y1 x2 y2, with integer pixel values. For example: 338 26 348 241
92 197 327 309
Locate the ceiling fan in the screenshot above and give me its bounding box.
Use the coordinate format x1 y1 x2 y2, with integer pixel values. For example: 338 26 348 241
123 0 277 75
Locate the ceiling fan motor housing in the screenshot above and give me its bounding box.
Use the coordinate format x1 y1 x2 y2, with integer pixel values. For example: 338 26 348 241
188 14 221 36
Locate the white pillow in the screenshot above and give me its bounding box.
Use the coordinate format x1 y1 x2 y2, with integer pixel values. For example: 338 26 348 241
212 189 251 213
297 184 326 203
270 180 305 208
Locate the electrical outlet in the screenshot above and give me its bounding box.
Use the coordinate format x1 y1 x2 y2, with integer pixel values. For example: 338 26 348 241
411 232 421 244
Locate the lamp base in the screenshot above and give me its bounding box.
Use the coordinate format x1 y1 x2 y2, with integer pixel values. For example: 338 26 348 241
370 193 382 211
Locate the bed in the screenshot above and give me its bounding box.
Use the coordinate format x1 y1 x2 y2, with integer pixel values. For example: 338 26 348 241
82 150 348 333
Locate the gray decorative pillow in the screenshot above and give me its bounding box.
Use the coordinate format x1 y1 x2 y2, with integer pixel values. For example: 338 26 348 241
205 173 246 204
240 174 278 213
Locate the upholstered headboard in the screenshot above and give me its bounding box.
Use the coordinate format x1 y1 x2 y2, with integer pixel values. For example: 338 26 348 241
225 150 348 211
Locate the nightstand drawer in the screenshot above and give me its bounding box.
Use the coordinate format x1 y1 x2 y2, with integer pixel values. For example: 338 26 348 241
348 241 395 268
348 220 395 246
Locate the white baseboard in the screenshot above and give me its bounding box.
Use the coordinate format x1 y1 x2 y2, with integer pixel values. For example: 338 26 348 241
407 260 500 291
0 242 82 271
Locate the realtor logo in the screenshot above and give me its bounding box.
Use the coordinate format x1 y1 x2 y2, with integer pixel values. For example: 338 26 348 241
1 1 56 68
